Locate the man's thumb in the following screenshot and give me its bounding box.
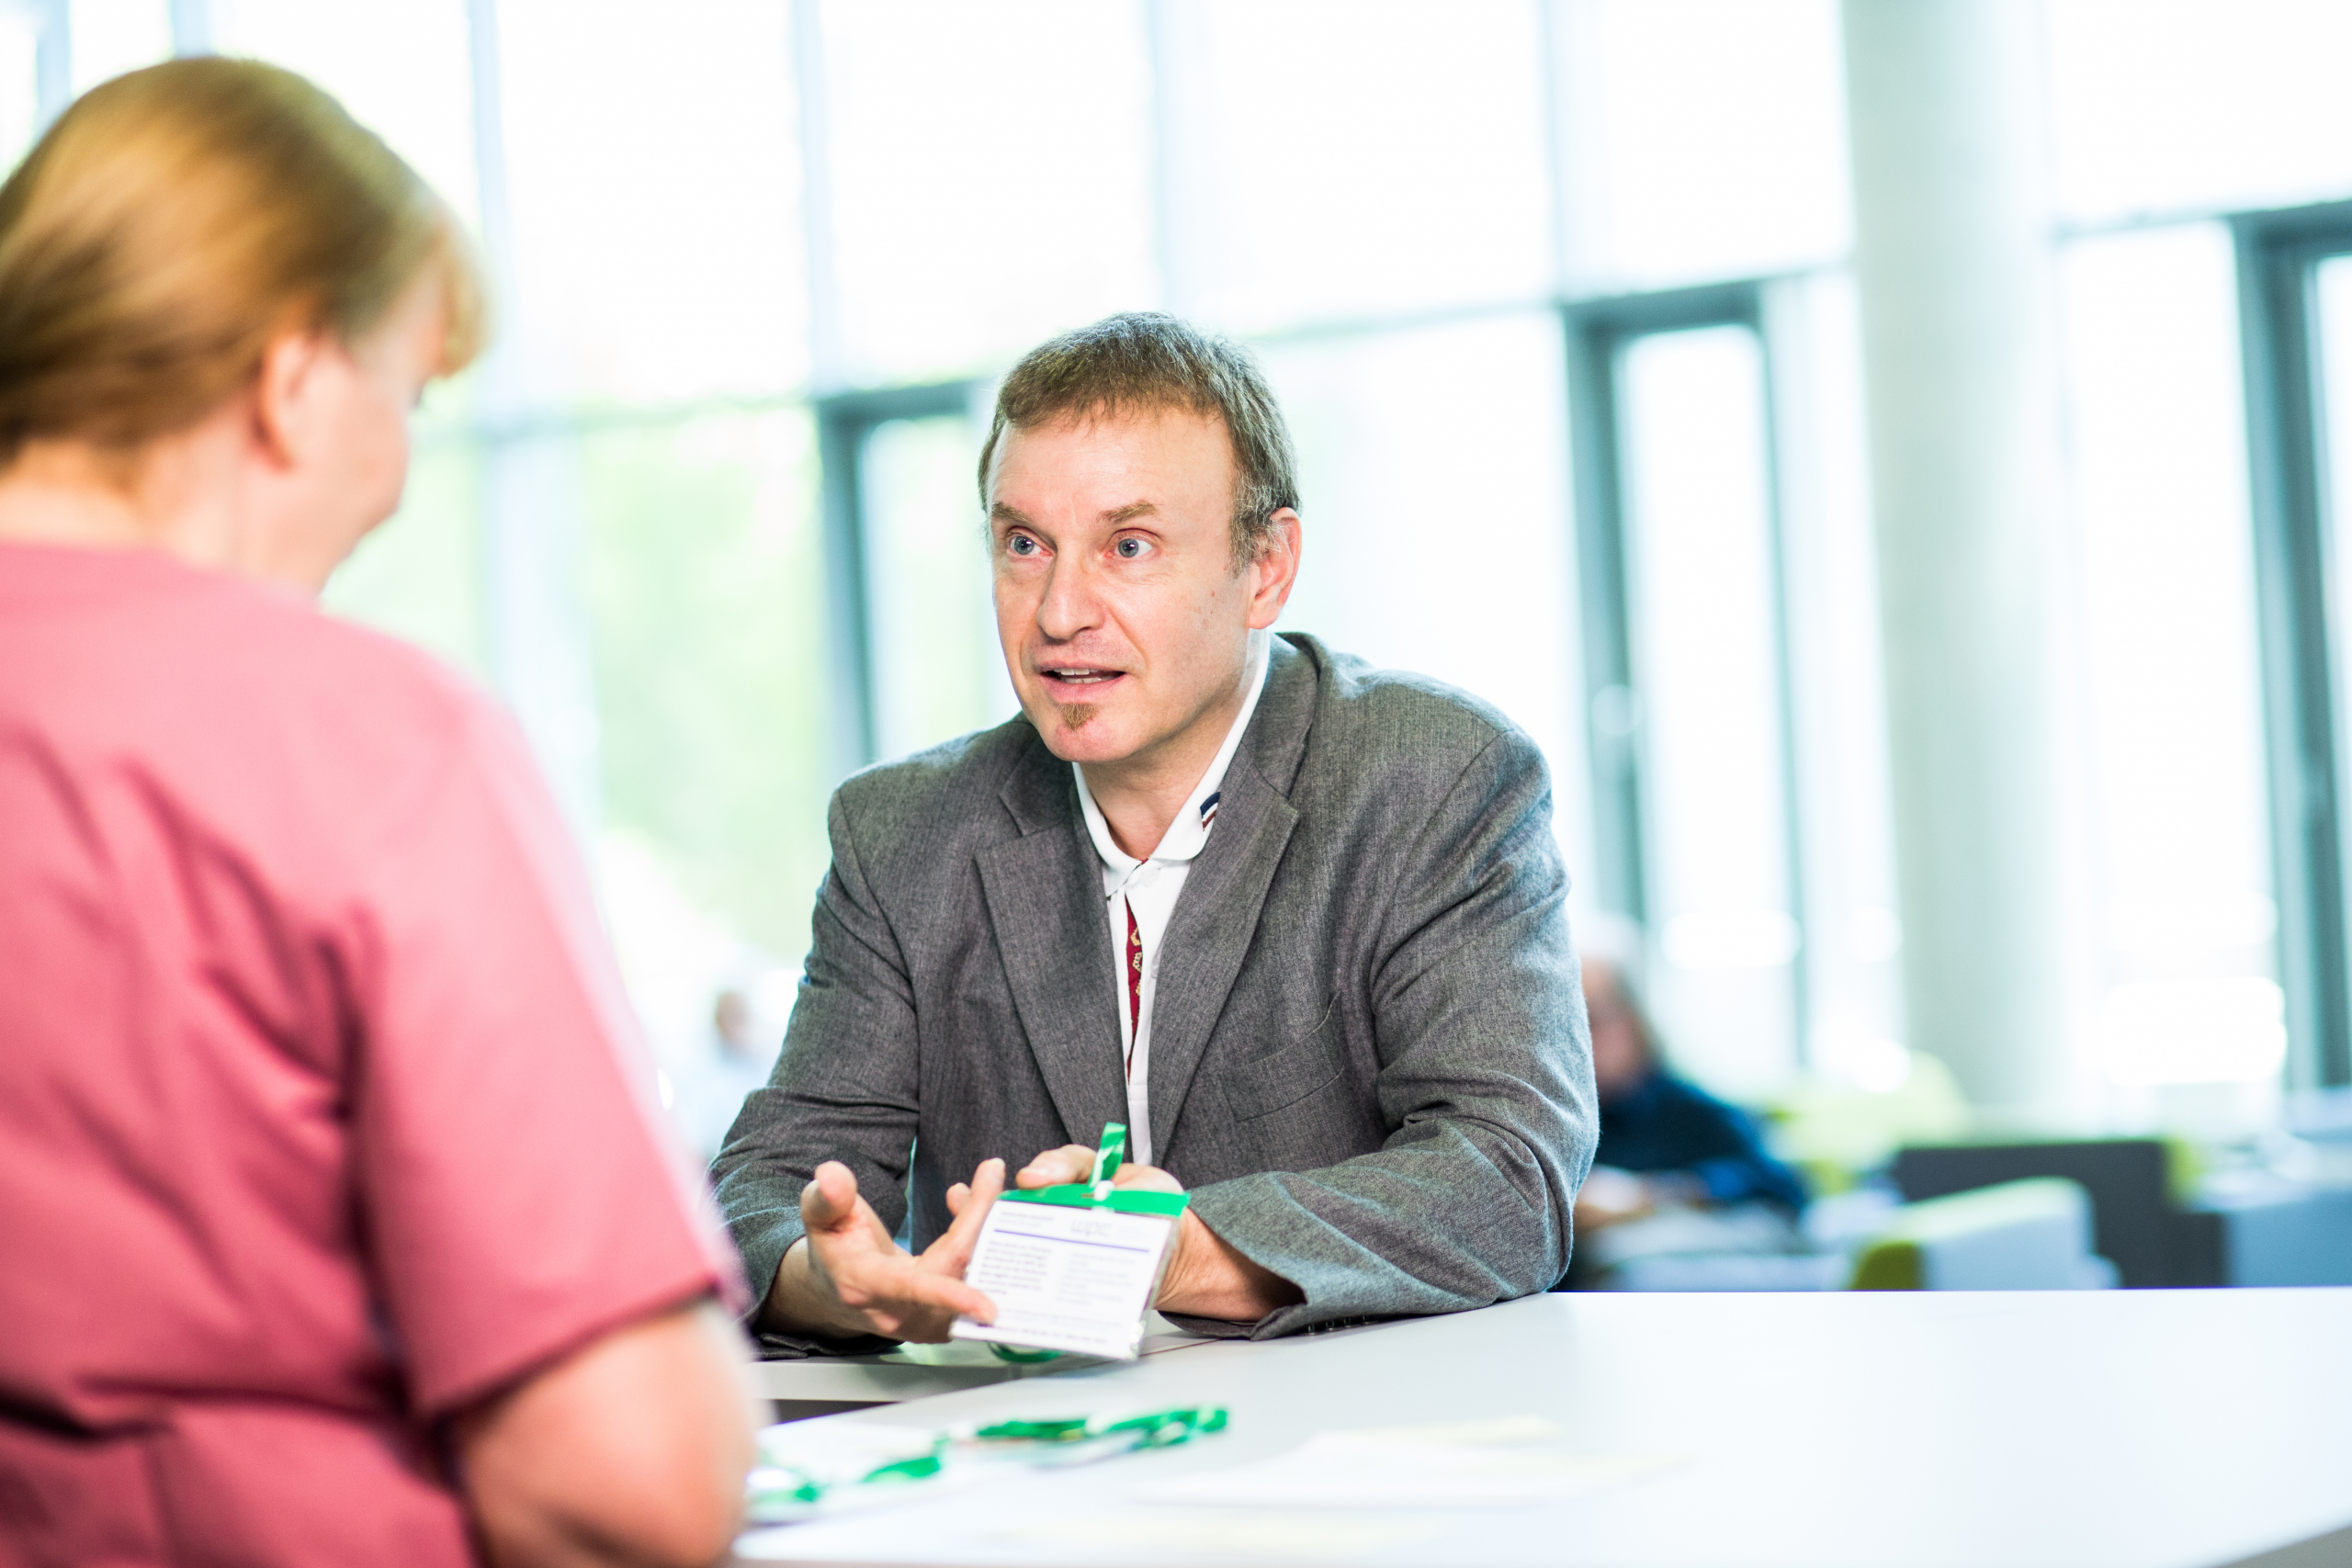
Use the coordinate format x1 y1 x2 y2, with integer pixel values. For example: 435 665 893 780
801 1160 858 1227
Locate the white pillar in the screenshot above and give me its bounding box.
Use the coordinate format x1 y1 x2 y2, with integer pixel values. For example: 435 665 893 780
1840 0 2079 1113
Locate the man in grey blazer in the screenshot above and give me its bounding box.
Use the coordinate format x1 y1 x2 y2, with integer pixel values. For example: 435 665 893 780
714 312 1596 1348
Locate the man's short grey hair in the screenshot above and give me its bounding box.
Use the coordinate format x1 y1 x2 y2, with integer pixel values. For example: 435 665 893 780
977 311 1300 570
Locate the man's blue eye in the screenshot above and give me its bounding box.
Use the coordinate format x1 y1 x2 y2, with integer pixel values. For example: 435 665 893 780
1115 538 1143 558
1009 535 1036 555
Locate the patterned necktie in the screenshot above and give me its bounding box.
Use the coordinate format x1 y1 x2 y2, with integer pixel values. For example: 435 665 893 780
1124 897 1144 1076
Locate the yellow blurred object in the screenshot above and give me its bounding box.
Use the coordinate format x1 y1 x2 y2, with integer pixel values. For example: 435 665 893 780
1763 1051 1971 1193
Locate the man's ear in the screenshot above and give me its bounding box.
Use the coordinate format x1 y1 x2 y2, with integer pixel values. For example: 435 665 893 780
250 330 328 470
1244 508 1303 631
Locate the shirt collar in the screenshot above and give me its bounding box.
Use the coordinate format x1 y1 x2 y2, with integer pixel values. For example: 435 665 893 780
1073 629 1272 880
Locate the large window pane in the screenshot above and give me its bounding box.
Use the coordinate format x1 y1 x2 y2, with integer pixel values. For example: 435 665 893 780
0 6 40 173
497 0 806 407
820 0 1156 386
582 410 831 964
66 0 168 93
1620 325 1800 1095
863 414 1015 761
1770 272 1905 1087
580 410 826 1151
2048 0 2352 226
217 0 481 228
2065 225 2281 1104
1261 311 1589 888
1559 0 1849 290
322 434 487 681
1174 0 1554 332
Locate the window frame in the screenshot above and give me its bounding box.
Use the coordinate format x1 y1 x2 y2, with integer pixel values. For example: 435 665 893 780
813 378 985 777
1564 280 1812 1052
2234 197 2352 1089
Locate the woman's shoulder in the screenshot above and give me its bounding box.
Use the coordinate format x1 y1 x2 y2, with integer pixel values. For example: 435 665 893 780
16 550 526 852
187 563 497 739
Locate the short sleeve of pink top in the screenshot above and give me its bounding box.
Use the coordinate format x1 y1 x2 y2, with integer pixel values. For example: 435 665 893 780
0 544 744 1568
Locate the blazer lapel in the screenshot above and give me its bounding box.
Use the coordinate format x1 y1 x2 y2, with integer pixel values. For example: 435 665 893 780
1144 637 1319 1159
977 736 1128 1146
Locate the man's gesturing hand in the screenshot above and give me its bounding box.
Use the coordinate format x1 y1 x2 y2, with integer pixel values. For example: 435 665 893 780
760 1157 1006 1343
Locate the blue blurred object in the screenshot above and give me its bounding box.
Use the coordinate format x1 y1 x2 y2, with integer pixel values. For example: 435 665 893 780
1600 1069 1811 1212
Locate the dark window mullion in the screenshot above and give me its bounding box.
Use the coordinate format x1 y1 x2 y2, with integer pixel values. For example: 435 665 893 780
814 380 983 779
2233 208 2352 1089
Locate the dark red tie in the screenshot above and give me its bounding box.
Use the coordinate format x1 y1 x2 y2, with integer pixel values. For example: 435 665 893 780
1125 897 1144 1075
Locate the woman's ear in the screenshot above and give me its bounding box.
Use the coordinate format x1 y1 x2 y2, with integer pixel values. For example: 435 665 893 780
249 331 329 469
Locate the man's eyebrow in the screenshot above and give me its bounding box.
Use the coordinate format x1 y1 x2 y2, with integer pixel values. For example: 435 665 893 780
1102 502 1158 525
989 502 1036 528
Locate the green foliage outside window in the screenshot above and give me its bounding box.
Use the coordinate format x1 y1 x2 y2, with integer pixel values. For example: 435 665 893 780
582 411 833 959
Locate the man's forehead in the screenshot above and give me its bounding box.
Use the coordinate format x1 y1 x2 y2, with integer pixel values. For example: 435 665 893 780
989 497 1159 529
987 401 1235 498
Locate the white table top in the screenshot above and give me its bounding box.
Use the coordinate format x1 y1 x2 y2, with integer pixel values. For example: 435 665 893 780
749 1316 1219 1406
733 1289 2352 1568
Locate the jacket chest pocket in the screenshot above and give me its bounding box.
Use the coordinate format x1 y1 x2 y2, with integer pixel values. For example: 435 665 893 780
1220 996 1345 1124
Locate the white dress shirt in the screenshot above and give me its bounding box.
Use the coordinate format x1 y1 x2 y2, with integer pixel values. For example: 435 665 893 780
1071 630 1272 1167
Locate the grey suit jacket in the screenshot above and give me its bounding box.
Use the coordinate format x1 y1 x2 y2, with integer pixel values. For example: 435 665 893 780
713 633 1597 1342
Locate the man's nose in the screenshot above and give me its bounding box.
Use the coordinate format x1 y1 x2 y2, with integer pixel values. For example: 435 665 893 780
1034 554 1102 642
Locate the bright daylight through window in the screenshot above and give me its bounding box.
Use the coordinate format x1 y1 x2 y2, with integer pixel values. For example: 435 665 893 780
16 0 2352 1152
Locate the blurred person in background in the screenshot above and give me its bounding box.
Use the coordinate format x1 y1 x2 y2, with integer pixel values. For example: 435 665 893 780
673 985 785 1159
0 61 756 1568
1565 945 1810 1287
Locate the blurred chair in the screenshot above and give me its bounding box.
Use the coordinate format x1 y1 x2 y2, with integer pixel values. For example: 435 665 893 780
1847 1179 2117 1291
1892 1135 2352 1288
2187 1176 2352 1286
1891 1138 2196 1286
1581 1178 2114 1291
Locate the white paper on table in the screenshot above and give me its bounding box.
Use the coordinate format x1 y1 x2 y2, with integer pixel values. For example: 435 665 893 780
1136 1416 1685 1509
948 1199 1178 1359
986 1508 1450 1561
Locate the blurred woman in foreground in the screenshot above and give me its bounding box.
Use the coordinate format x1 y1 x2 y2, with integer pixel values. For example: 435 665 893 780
0 60 757 1568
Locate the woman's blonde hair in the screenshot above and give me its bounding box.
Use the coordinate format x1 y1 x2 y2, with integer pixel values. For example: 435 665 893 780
0 56 485 464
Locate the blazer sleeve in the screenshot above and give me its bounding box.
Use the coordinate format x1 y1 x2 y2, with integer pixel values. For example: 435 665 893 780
708 786 920 1350
1184 727 1600 1335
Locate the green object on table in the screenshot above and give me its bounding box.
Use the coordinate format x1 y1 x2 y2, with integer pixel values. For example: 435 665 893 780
1100 1405 1229 1450
975 1416 1093 1442
861 1452 944 1484
987 1342 1062 1364
973 1405 1227 1450
748 1442 947 1510
748 1406 1229 1521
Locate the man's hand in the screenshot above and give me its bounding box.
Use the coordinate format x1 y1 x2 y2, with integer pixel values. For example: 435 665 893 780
760 1157 1005 1343
1013 1143 1182 1194
1015 1145 1303 1324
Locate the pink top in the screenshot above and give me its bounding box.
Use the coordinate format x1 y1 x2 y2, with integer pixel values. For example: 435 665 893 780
0 543 744 1566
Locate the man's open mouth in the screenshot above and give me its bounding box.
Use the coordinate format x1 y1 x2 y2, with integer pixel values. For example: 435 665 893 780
1039 666 1125 687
